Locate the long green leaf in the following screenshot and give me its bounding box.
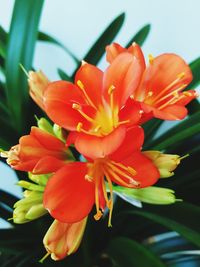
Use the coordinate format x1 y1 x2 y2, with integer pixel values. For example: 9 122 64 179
126 24 151 47
5 0 44 133
150 110 200 150
120 202 200 248
83 13 125 66
0 190 19 208
0 25 7 44
57 68 72 81
107 237 165 267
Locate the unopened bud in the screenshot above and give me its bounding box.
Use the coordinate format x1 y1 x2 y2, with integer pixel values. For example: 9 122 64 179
42 218 87 261
143 151 184 178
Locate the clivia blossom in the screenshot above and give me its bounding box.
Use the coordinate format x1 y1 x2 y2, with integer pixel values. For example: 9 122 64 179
106 42 198 122
43 126 160 226
1 127 72 174
42 53 144 159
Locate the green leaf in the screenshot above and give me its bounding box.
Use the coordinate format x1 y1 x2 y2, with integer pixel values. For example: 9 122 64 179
126 24 151 47
143 119 163 148
5 0 44 133
0 25 7 45
150 110 200 150
38 32 79 64
83 13 125 65
0 190 19 208
57 68 72 81
120 202 200 248
107 237 165 267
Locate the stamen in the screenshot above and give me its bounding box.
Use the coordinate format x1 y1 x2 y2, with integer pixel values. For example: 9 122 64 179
148 54 154 65
94 125 101 133
111 161 137 175
107 162 139 186
183 91 192 97
94 210 103 221
77 122 83 132
102 168 114 227
72 103 95 123
154 84 187 106
151 72 186 104
85 174 93 181
39 252 51 263
76 80 97 109
117 119 130 126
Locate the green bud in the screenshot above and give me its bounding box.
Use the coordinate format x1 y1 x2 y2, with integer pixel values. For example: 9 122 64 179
17 180 44 192
37 117 54 135
26 203 47 220
53 124 66 142
28 173 50 186
113 185 179 205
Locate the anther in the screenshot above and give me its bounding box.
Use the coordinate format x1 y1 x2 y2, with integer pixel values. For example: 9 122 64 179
148 54 154 65
177 72 185 79
94 125 101 133
127 166 137 175
183 91 192 97
94 210 103 221
77 80 84 90
85 174 93 181
108 85 115 95
72 103 81 110
77 122 83 132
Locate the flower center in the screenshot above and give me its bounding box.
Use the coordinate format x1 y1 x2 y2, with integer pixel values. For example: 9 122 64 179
85 158 140 227
72 81 129 137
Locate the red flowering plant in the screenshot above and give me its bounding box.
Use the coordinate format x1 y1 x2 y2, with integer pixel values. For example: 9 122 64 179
1 37 197 262
1 4 200 266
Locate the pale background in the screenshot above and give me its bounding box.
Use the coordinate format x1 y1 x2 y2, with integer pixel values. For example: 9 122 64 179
0 0 200 227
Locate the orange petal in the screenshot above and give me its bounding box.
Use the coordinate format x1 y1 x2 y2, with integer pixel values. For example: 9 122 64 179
137 53 193 98
33 156 66 174
106 43 126 63
74 126 127 159
44 81 88 130
128 43 146 70
119 99 141 126
31 127 65 151
110 126 144 161
75 63 103 107
103 52 143 107
119 152 160 187
43 163 95 223
176 90 198 106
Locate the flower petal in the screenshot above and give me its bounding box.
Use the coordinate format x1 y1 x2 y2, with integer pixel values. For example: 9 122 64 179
110 126 144 161
74 126 127 159
33 156 66 174
120 152 160 187
103 53 143 107
106 43 126 63
44 81 88 130
137 53 193 98
75 63 103 107
43 163 95 223
119 99 141 126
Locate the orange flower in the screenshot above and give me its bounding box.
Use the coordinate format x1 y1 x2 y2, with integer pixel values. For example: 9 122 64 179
43 54 144 159
106 42 197 121
43 126 160 226
28 70 49 110
1 127 70 174
41 218 87 261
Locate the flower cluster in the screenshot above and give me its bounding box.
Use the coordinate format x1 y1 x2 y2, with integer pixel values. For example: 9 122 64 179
1 42 197 261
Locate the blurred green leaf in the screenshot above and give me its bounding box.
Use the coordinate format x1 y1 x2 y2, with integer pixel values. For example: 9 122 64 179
57 68 72 81
83 13 125 65
121 202 200 248
5 0 44 133
0 25 7 44
0 190 19 208
150 110 200 150
107 237 165 267
143 119 163 148
38 32 79 64
126 24 151 47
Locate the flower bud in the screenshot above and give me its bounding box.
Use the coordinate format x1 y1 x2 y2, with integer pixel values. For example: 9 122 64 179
42 218 87 261
13 191 47 223
113 185 178 205
37 117 54 135
28 70 49 110
143 151 186 178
